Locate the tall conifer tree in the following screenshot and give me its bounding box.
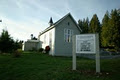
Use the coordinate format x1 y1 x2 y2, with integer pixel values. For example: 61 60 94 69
108 9 120 50
78 19 83 33
78 18 89 33
89 14 100 33
101 11 110 47
82 18 89 33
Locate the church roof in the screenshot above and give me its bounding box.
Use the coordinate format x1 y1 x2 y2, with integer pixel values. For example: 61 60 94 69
39 13 81 36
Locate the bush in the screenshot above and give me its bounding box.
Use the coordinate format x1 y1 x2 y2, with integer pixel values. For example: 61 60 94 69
39 48 44 53
106 49 117 52
45 46 50 53
13 49 22 58
32 47 37 51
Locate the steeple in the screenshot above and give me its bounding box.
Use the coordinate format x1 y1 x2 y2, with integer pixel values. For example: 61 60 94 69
49 17 53 26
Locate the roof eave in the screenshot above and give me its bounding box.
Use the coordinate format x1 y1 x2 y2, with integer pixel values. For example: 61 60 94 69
39 25 55 36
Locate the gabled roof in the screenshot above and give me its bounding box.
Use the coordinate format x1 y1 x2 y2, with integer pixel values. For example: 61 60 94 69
39 13 81 36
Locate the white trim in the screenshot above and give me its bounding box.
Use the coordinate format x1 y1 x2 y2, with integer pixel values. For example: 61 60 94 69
64 28 73 43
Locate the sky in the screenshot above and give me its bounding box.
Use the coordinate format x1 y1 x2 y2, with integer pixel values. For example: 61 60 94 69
0 0 120 41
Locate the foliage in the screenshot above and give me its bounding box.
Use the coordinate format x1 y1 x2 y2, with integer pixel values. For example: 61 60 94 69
0 30 23 53
101 9 120 51
89 14 101 33
78 17 89 33
101 11 110 47
45 46 50 53
78 8 120 51
78 14 101 34
0 30 14 53
39 48 44 53
13 49 22 58
108 9 120 50
89 14 101 46
13 40 23 51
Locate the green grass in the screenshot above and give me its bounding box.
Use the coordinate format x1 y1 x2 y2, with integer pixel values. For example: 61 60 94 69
0 52 120 80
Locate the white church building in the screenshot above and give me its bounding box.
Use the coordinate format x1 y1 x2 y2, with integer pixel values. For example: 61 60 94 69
38 13 81 56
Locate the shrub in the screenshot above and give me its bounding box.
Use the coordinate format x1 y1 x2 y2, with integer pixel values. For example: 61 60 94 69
106 49 117 52
45 46 50 53
39 48 44 53
32 47 37 51
13 49 22 58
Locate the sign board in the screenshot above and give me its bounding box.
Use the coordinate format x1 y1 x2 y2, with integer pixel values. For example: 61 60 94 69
72 34 100 73
76 34 96 54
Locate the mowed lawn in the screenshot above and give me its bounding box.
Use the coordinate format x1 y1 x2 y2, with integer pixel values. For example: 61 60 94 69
0 52 120 80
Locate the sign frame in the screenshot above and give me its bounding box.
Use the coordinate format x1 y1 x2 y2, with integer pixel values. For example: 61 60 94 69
72 34 100 73
76 34 96 54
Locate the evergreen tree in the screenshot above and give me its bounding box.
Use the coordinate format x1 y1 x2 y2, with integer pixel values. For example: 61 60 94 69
108 9 120 50
13 40 23 51
89 14 101 33
0 30 14 53
101 11 110 47
83 17 89 33
78 19 83 33
78 18 89 33
86 17 89 32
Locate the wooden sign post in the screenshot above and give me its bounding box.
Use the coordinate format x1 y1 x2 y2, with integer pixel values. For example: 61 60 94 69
72 34 100 73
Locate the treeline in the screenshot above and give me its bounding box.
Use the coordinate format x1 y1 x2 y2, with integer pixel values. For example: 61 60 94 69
0 30 23 53
78 9 120 51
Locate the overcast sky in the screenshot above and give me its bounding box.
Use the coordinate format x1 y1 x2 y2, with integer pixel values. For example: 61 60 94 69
0 0 120 41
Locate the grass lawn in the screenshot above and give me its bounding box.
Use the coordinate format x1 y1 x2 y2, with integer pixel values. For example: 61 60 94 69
0 52 120 80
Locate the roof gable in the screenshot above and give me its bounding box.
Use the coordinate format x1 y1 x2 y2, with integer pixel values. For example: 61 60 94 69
40 13 81 35
54 13 81 31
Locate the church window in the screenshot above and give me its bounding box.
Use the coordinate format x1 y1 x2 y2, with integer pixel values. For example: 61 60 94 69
64 29 73 42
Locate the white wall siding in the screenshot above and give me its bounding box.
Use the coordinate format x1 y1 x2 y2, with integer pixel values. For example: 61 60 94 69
22 40 40 51
39 13 80 56
39 28 55 55
55 15 80 56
